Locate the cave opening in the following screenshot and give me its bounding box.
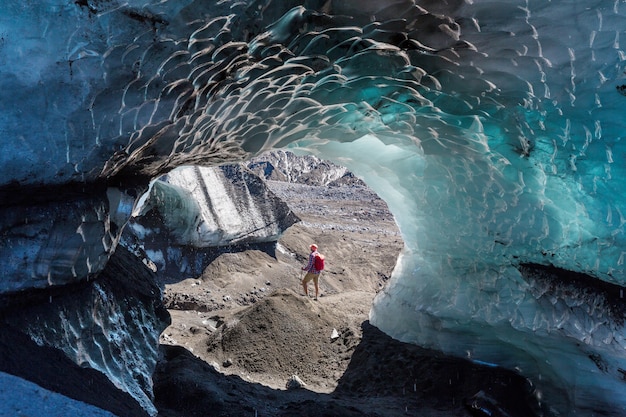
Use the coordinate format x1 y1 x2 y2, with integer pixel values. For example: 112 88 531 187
142 150 545 417
141 149 405 391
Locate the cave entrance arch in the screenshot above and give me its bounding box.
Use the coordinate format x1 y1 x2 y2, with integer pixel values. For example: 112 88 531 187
3 0 626 414
152 145 406 389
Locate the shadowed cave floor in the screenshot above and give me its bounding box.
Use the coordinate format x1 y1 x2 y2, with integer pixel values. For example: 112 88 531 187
154 319 539 417
153 181 544 417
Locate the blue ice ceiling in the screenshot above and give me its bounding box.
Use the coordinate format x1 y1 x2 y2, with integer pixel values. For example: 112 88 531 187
1 0 626 414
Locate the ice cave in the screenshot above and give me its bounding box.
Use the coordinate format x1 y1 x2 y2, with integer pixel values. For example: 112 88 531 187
1 0 626 415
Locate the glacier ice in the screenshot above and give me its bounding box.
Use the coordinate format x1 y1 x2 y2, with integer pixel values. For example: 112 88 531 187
2 0 626 415
5 245 169 416
0 373 118 417
125 163 298 275
132 164 298 248
0 186 136 293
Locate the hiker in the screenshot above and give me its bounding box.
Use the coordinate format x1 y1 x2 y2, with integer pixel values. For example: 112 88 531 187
301 244 324 300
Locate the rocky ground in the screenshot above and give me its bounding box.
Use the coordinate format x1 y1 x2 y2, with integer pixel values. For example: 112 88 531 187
152 180 544 417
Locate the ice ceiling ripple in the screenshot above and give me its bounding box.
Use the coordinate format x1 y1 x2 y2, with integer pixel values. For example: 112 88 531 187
2 0 626 414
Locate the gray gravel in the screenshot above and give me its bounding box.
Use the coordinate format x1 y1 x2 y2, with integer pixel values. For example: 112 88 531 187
266 180 401 236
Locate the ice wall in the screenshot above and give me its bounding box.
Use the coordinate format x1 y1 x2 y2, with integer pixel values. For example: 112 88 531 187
0 187 136 293
132 164 298 247
0 373 118 417
126 163 299 275
3 245 169 416
2 0 626 415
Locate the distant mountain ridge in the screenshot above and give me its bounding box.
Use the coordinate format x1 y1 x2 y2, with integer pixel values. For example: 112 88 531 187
247 150 366 187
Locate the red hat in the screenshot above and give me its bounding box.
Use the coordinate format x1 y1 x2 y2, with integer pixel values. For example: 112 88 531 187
310 244 318 250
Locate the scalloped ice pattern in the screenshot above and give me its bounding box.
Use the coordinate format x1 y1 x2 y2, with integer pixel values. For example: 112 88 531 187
2 0 626 414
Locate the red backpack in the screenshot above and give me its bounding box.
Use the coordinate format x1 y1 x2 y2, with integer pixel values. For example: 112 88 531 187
314 253 325 271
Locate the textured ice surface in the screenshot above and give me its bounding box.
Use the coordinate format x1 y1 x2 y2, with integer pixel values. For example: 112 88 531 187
2 0 626 414
0 187 135 293
125 163 298 275
0 372 116 417
8 246 169 416
132 164 297 247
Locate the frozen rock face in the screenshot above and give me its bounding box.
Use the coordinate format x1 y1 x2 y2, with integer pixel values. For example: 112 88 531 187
2 0 626 415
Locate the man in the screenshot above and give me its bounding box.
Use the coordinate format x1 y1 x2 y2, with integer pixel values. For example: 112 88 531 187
301 243 322 300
